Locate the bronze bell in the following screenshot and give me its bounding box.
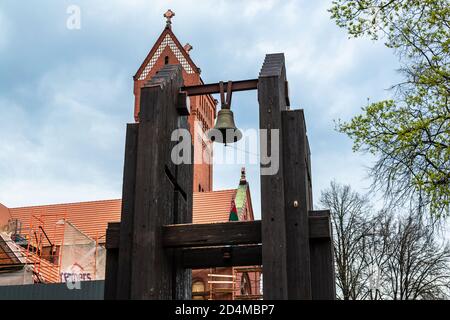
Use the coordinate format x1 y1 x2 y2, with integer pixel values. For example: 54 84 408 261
207 108 242 144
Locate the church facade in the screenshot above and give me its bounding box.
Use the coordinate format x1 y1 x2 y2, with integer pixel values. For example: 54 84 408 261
134 9 216 193
0 11 261 300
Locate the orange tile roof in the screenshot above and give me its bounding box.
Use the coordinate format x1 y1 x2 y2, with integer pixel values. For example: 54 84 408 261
193 190 236 224
6 189 244 246
0 233 60 283
9 199 122 245
22 249 60 283
2 188 251 284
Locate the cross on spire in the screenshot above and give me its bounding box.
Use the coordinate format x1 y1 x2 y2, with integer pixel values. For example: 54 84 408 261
164 9 175 29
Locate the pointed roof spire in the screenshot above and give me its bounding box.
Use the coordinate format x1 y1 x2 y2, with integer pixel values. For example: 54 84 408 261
240 167 247 185
164 9 175 29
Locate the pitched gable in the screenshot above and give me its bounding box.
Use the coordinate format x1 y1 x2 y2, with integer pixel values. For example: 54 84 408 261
133 26 204 122
134 27 199 81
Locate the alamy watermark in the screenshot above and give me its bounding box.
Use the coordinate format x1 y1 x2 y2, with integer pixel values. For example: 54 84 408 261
171 121 280 175
66 5 81 30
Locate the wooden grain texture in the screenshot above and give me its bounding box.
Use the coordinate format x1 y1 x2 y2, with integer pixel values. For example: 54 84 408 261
116 123 138 299
258 53 289 300
129 65 187 300
180 245 262 269
131 86 168 299
105 222 120 249
309 210 336 300
172 189 192 300
309 214 331 239
104 248 118 300
171 104 193 300
104 222 120 300
104 215 330 251
282 109 312 299
163 221 262 248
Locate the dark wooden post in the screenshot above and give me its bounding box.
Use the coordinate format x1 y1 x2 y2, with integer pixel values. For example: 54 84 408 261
310 210 336 299
104 222 119 300
258 53 289 299
104 65 193 300
115 123 138 299
172 114 193 300
259 54 334 300
131 65 191 300
281 109 312 299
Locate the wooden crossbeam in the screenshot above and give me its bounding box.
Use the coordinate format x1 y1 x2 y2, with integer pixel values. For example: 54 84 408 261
163 221 260 248
180 245 262 269
106 213 331 250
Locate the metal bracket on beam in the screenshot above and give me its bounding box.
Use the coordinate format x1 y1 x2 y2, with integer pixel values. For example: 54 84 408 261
177 91 190 116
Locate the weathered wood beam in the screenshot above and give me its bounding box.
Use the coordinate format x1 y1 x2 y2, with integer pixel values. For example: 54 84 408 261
106 214 330 250
163 221 261 248
180 245 262 269
165 215 330 248
116 123 138 299
133 65 189 300
309 213 332 240
181 79 258 96
259 52 289 300
104 222 120 300
309 210 336 300
105 222 120 249
282 109 312 299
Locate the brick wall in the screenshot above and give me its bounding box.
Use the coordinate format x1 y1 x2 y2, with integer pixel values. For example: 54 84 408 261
134 45 215 192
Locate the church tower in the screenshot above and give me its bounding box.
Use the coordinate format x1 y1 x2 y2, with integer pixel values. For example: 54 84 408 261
133 10 215 192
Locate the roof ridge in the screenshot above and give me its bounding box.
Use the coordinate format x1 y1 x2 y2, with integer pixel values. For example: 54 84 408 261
193 189 236 194
10 199 122 210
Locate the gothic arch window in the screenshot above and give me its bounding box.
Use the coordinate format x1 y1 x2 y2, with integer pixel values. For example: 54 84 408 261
240 272 252 295
164 56 169 65
192 280 206 300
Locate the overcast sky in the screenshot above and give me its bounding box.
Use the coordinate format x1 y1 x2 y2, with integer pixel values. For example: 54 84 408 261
0 1 402 218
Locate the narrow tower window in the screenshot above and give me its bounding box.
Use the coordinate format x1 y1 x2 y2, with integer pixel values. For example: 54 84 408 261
164 56 169 65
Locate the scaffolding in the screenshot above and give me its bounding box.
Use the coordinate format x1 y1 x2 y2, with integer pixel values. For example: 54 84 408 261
207 272 235 300
233 266 263 300
0 208 105 285
23 208 67 283
204 266 262 300
59 222 106 283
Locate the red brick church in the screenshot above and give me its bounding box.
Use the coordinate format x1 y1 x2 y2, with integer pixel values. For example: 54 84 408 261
0 10 261 300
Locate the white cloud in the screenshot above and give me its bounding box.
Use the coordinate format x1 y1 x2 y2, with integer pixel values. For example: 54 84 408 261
0 0 404 214
0 10 11 51
242 0 277 18
0 58 130 207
